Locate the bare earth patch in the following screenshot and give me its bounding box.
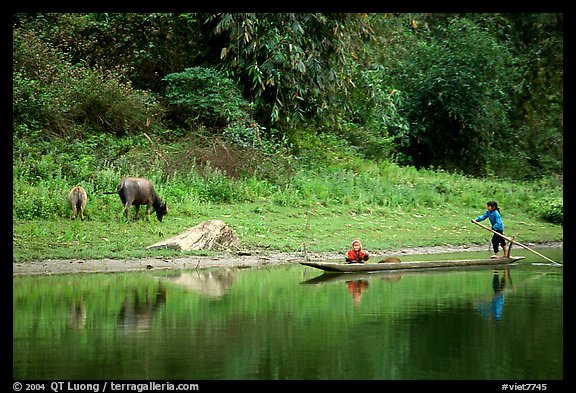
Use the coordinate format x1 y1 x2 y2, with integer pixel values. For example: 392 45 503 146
12 242 562 276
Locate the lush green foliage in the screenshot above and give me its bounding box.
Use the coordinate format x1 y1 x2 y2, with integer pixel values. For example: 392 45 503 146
13 129 563 261
13 28 163 139
211 13 361 126
381 18 515 175
13 13 562 179
162 67 266 148
504 14 564 178
12 13 563 261
530 196 563 225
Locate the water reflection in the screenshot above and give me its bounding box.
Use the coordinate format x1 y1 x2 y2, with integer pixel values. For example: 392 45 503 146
302 271 403 304
13 247 563 380
68 296 87 330
160 269 239 298
475 267 511 321
117 285 167 332
346 279 369 304
301 271 403 285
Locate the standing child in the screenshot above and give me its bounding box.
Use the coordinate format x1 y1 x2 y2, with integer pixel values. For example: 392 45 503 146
345 239 370 264
472 201 508 258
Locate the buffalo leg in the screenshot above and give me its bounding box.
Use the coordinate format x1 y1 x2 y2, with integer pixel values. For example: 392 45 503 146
124 203 132 221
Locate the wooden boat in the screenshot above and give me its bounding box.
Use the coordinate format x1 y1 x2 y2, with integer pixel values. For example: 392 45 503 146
301 264 512 285
300 256 525 273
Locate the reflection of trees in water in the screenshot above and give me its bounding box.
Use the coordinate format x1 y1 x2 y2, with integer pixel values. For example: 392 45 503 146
163 269 239 298
117 285 167 332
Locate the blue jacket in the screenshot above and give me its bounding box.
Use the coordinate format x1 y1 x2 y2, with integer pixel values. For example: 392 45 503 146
476 209 504 232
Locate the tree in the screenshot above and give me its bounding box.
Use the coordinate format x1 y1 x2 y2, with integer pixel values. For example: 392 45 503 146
13 13 207 92
206 13 370 130
505 13 563 178
382 16 516 176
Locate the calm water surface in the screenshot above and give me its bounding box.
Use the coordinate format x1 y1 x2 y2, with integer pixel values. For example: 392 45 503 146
13 248 563 380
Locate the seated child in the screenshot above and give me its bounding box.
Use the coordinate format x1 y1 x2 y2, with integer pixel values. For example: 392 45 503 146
345 239 370 263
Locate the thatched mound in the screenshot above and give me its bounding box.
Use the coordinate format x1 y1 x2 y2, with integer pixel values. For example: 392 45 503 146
146 220 240 251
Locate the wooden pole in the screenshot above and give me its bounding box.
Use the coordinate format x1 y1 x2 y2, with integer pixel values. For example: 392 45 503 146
471 220 561 265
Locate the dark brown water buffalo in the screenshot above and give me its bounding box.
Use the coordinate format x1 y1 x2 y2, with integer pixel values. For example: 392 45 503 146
107 177 168 222
69 186 87 221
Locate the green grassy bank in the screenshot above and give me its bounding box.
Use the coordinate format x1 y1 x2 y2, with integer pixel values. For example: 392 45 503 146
13 200 563 262
13 136 563 262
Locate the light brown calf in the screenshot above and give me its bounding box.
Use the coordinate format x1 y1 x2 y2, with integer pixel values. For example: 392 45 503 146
69 186 87 221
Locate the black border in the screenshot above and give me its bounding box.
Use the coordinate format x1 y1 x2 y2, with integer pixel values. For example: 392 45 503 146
8 3 569 391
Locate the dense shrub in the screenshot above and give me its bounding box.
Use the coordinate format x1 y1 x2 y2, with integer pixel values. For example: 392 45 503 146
163 67 263 147
534 197 563 225
13 28 164 139
382 17 515 176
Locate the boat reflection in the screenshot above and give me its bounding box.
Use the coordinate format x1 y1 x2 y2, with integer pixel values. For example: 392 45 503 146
300 271 402 285
301 271 402 304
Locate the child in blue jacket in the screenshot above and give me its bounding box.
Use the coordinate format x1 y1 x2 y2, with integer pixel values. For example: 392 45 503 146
472 201 508 258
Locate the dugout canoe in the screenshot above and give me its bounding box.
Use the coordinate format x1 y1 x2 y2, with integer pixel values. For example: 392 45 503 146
300 256 525 273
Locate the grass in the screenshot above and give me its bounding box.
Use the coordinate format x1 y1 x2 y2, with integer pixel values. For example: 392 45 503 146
13 199 563 262
12 133 563 262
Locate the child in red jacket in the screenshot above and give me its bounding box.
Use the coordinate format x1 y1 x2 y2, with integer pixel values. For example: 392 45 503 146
345 239 370 263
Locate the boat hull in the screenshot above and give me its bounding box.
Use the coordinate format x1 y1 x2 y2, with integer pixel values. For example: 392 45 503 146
300 256 525 273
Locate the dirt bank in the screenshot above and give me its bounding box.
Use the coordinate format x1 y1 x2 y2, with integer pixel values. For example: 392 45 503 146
12 241 562 276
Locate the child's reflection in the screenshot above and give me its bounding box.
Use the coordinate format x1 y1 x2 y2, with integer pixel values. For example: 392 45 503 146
346 279 369 305
476 268 510 321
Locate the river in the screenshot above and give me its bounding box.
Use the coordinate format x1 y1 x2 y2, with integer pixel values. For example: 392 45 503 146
13 247 563 381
